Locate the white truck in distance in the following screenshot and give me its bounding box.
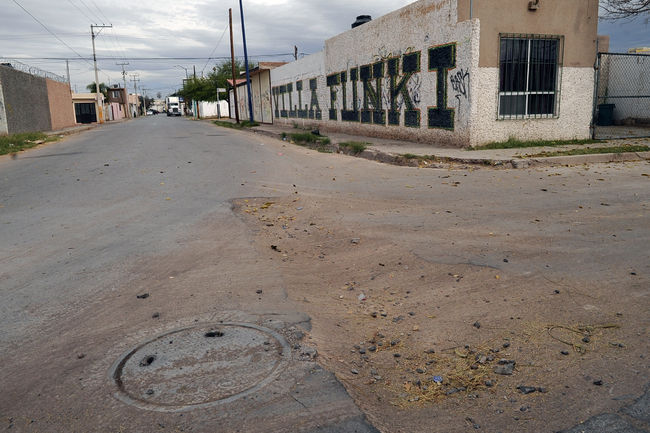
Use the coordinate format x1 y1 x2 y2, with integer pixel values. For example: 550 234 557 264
166 96 182 116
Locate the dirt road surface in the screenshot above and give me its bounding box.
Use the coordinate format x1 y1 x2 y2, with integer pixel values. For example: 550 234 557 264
1 117 648 432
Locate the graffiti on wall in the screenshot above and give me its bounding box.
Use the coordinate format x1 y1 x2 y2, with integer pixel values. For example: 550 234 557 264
272 78 322 120
272 42 458 130
450 68 470 108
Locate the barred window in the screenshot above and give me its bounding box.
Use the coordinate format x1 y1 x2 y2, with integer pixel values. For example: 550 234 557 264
499 35 563 119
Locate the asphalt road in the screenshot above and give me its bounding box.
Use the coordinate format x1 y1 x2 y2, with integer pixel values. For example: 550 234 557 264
0 116 648 432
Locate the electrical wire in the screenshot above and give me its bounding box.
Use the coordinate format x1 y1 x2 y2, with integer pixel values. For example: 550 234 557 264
10 0 91 65
78 0 104 24
89 0 111 25
66 0 95 24
200 24 229 76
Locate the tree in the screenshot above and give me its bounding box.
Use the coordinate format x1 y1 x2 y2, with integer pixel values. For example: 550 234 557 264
601 0 650 20
176 60 253 103
86 82 108 98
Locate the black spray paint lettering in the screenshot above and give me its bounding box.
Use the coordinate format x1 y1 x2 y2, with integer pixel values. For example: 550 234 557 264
450 68 470 107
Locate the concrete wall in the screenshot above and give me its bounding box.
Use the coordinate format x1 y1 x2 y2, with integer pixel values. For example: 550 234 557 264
473 67 594 143
46 79 75 130
271 0 480 147
0 65 52 134
198 100 229 118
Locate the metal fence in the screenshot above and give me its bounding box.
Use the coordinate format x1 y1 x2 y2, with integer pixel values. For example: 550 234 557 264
0 58 68 83
593 52 650 139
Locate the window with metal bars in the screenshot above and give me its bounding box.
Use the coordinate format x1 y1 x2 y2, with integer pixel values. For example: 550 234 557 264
498 35 563 119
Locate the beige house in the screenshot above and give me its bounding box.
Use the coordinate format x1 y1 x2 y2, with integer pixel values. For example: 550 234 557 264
269 0 599 147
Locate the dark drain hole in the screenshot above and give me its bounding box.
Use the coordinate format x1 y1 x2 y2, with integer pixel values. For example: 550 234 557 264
140 355 156 367
205 331 224 338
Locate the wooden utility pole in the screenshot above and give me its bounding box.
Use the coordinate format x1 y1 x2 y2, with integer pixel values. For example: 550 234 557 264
229 8 240 123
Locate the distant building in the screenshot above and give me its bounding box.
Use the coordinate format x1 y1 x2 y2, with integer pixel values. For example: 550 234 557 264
72 93 103 124
229 63 287 124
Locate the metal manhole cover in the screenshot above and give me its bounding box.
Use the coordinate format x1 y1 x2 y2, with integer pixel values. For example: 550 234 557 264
109 323 290 412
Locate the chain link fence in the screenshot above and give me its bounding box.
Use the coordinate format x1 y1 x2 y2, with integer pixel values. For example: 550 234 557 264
0 58 67 84
593 53 650 139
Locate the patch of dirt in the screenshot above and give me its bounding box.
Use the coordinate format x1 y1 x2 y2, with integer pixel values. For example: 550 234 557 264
233 193 648 433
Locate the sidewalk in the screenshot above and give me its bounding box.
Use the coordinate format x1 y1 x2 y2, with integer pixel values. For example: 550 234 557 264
217 119 650 169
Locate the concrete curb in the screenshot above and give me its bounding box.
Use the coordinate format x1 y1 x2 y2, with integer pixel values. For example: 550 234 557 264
45 125 97 137
232 124 650 169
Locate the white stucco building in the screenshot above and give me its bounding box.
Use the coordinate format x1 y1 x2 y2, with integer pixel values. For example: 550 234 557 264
244 0 599 147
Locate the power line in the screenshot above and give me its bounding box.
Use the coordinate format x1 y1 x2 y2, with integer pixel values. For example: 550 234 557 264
10 0 92 65
11 53 302 61
66 0 95 23
89 0 111 25
78 0 104 24
200 24 229 75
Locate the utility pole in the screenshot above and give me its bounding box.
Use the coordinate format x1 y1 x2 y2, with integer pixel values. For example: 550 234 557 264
229 8 240 123
117 61 130 118
65 59 71 86
239 0 254 123
91 24 112 124
141 88 150 114
130 74 140 117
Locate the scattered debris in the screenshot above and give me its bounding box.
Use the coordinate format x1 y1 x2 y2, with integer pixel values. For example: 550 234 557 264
494 360 516 376
136 293 150 299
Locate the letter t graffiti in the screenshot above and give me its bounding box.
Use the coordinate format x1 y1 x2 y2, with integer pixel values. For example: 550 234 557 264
428 43 456 130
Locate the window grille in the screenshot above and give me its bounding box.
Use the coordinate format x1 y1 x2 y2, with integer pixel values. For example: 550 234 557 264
498 34 563 119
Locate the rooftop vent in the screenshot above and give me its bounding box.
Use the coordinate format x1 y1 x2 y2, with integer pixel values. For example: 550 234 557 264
352 15 372 29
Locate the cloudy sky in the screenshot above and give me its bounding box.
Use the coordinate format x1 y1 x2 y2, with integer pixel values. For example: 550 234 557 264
2 0 648 98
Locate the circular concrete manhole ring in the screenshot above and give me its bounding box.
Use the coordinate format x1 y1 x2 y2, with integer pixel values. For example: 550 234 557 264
109 322 291 412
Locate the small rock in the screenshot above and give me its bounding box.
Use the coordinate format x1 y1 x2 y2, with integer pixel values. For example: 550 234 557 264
416 368 425 374
503 258 509 263
425 348 435 354
537 387 548 393
470 364 479 370
77 353 86 359
393 353 401 358
561 350 570 356
368 346 377 352
359 348 366 354
517 386 537 394
351 238 360 244
137 293 150 299
256 289 263 294
593 379 603 386
390 339 400 346
473 321 481 329
351 369 359 375
146 389 154 395
582 336 590 343
371 312 378 318
152 312 160 319
485 380 494 387
554 290 561 294
494 360 515 376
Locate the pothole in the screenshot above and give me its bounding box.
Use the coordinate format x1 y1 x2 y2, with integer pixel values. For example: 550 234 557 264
109 323 291 412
